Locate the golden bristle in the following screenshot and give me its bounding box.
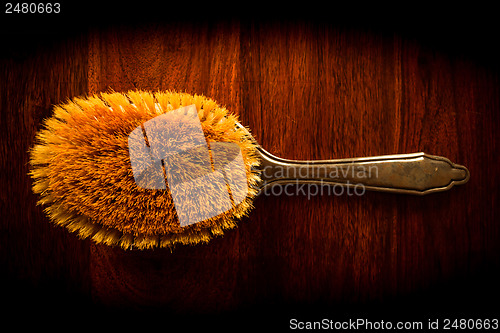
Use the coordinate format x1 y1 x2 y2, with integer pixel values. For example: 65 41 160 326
29 90 261 250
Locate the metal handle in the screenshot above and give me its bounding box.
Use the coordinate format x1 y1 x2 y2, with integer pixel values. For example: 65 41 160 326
255 149 470 195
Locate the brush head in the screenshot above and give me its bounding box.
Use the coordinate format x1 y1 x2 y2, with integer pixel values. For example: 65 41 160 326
29 91 261 249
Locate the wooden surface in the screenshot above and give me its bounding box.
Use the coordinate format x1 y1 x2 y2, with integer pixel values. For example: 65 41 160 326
1 12 499 327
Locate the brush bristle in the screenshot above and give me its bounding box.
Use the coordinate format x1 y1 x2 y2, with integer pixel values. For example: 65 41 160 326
29 90 261 249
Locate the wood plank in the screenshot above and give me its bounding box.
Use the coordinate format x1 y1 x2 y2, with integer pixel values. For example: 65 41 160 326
88 21 248 312
0 32 91 313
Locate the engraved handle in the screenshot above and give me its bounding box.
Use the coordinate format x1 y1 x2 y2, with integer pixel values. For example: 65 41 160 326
256 150 470 195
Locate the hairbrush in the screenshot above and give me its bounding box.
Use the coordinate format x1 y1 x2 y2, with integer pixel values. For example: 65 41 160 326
29 90 469 249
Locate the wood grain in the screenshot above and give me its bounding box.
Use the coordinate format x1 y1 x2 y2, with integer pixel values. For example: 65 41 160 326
0 31 91 314
1 16 499 326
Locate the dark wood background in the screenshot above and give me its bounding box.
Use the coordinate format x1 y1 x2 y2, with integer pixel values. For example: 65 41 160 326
1 5 499 329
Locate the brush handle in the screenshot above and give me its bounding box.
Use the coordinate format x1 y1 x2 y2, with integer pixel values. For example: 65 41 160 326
256 149 470 195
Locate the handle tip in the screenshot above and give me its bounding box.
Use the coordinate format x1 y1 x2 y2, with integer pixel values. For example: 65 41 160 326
451 165 470 184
